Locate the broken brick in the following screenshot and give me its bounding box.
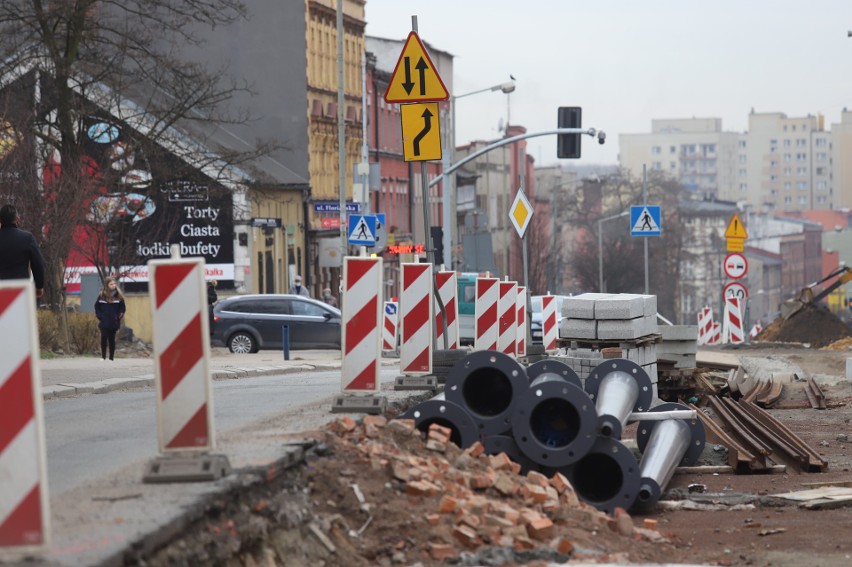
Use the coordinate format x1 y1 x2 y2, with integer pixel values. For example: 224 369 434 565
426 439 447 453
428 423 452 444
465 441 485 458
525 469 549 487
438 495 458 514
488 452 515 471
549 471 571 494
406 480 440 497
527 517 555 540
425 513 441 526
452 525 482 548
387 419 416 433
363 415 388 428
643 518 658 530
428 542 456 561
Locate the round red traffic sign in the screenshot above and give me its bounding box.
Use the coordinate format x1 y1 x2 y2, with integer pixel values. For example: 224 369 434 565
723 253 748 279
723 281 749 300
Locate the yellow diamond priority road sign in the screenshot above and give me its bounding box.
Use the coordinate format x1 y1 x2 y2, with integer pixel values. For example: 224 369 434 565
384 32 449 103
509 189 534 238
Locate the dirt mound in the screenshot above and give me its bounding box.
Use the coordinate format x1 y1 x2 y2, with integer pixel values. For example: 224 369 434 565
824 336 852 351
757 307 851 348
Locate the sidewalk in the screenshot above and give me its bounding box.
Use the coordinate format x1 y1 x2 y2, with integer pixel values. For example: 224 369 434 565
39 347 347 400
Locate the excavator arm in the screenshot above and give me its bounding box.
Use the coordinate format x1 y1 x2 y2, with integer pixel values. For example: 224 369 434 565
782 266 852 320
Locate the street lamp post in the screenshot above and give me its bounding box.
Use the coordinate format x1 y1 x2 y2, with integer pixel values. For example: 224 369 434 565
598 210 630 292
441 80 516 269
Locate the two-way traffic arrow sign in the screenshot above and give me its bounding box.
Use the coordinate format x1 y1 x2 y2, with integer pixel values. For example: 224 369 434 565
384 32 449 103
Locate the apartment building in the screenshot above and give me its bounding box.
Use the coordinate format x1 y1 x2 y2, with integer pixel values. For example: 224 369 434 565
619 118 739 200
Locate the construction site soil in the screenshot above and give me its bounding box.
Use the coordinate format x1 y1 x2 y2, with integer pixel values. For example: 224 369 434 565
136 317 852 567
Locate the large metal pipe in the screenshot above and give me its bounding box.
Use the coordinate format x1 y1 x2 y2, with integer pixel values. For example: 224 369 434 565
399 392 480 449
585 359 653 439
562 436 641 514
633 402 706 511
526 359 582 389
511 367 598 467
445 350 528 436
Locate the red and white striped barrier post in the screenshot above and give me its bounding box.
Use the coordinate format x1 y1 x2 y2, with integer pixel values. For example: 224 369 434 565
474 276 499 351
150 257 214 453
696 306 713 345
400 262 433 374
516 285 527 356
749 320 763 339
541 294 558 351
0 281 50 552
341 257 383 391
498 281 517 356
382 301 399 352
435 271 459 350
723 297 745 344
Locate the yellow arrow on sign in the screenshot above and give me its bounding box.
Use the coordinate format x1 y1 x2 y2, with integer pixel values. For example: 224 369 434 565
400 102 442 162
724 213 748 239
384 32 449 103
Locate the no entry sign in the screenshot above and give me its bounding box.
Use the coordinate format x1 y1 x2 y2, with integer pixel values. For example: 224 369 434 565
723 253 748 280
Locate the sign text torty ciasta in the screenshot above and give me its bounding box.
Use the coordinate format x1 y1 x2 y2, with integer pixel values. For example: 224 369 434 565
136 205 223 258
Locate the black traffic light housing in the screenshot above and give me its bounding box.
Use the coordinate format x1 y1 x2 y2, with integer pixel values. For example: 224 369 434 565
430 226 444 266
557 106 582 159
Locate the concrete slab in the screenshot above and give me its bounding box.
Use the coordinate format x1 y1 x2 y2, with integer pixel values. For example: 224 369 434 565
560 318 597 339
597 315 654 340
562 293 607 319
593 294 645 319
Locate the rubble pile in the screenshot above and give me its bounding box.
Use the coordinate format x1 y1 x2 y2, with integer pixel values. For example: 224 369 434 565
757 307 851 348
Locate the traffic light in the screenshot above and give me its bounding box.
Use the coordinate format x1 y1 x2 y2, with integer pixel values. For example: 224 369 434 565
430 226 444 266
557 106 582 159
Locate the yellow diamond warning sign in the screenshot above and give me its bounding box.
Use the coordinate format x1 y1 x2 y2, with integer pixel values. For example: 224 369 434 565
384 32 449 103
724 213 748 239
509 189 534 238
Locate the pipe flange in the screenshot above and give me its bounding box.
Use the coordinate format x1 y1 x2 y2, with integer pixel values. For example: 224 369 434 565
636 402 706 466
585 358 653 413
483 434 539 475
511 379 598 467
400 396 480 449
445 350 528 436
565 436 641 515
527 359 582 389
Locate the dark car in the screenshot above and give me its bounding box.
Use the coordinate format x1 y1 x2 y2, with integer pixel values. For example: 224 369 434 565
212 294 341 353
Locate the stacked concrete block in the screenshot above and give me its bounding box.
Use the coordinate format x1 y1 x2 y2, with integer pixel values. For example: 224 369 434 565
550 349 604 383
657 325 698 369
560 293 659 341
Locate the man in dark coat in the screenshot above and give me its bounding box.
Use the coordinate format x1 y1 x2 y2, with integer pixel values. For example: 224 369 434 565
0 204 46 298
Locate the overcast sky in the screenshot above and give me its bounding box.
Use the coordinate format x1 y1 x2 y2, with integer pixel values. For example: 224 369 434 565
365 0 852 167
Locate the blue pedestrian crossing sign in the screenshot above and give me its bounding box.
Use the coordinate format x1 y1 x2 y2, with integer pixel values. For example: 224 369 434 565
348 214 377 246
630 205 661 237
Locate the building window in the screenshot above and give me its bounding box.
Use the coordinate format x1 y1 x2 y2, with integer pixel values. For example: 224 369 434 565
784 196 792 204
817 152 827 161
739 168 747 176
739 155 747 163
784 182 791 190
670 145 676 154
798 181 807 190
670 162 677 170
817 195 827 204
653 161 661 170
783 139 791 147
797 138 807 147
783 153 791 162
652 145 661 155
770 160 778 167
796 153 806 161
817 181 827 190
738 140 747 148
739 183 747 192
816 166 826 175
783 167 791 175
799 196 807 205
816 138 827 147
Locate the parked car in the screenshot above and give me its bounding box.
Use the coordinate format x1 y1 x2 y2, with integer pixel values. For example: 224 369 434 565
212 294 341 353
529 294 571 344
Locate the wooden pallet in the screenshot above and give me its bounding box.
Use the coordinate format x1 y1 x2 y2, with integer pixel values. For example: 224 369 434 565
557 333 662 350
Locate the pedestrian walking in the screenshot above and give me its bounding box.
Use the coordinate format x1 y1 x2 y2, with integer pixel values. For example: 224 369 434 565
95 277 126 361
0 204 46 298
288 274 310 297
322 287 338 308
207 279 218 335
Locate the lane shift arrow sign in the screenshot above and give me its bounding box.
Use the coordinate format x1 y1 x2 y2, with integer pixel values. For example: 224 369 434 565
412 107 433 156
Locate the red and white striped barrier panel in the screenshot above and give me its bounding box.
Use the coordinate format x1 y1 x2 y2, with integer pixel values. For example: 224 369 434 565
541 294 558 350
749 320 763 339
723 297 745 344
697 306 713 345
400 262 432 374
434 271 459 350
0 281 50 551
516 286 527 356
709 321 722 345
342 257 383 392
474 276 499 351
498 281 517 355
382 301 399 351
150 258 214 452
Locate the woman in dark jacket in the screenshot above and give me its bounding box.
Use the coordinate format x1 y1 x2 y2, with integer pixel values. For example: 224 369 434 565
94 277 126 361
